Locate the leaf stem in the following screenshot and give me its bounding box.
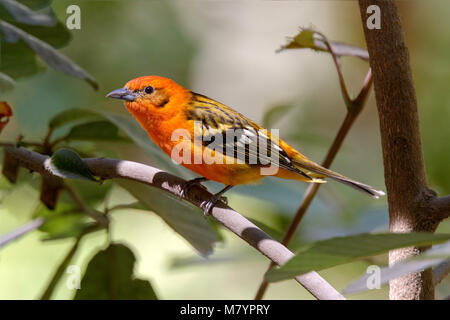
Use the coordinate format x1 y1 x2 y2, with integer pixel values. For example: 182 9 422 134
63 183 109 228
40 236 82 300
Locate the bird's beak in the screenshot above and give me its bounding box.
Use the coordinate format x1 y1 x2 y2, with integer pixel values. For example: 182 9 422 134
106 88 136 102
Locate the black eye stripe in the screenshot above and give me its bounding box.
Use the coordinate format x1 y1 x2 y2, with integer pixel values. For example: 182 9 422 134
144 86 154 94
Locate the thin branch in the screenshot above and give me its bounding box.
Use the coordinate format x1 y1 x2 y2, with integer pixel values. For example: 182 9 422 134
254 41 374 300
313 41 369 61
49 136 67 149
429 196 450 220
63 183 109 228
0 218 45 248
40 236 82 300
4 146 345 300
279 36 369 61
43 127 54 147
316 32 352 108
433 260 450 285
107 202 141 213
39 222 102 300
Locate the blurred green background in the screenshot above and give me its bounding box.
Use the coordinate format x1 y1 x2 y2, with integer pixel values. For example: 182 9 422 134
0 0 449 299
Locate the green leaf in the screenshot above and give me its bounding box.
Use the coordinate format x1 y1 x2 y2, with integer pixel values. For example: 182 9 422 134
0 40 45 79
117 179 219 256
34 202 86 240
40 213 89 240
35 190 105 241
343 241 450 294
49 148 97 181
265 232 450 282
66 121 128 142
74 243 158 300
247 217 285 242
168 254 238 270
262 104 295 128
0 72 15 91
17 0 51 10
66 179 112 205
48 108 100 129
0 0 56 26
13 21 71 48
292 29 316 48
0 20 98 89
100 111 187 176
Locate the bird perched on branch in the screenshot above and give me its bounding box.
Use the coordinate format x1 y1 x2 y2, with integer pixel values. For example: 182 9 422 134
107 76 384 215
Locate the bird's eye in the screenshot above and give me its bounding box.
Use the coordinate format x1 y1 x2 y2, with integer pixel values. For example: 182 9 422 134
144 86 154 94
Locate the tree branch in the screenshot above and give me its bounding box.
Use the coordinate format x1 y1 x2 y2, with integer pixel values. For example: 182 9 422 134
429 196 450 221
433 260 450 286
254 37 373 300
63 183 109 228
40 236 82 300
0 218 45 248
359 0 449 299
3 145 345 300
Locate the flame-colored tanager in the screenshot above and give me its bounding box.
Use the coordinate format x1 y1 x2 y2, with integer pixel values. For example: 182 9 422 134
107 76 384 214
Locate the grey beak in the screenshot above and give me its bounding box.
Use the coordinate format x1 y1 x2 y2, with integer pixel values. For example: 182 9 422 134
106 88 135 102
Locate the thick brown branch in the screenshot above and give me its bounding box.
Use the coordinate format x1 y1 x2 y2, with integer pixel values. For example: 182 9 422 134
3 146 345 300
429 196 450 220
358 0 449 299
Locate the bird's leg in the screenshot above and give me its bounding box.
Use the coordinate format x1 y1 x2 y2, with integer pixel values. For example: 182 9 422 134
202 185 233 216
180 177 209 200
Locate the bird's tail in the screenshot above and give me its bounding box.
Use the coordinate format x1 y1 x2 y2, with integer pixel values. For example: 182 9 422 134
293 157 385 199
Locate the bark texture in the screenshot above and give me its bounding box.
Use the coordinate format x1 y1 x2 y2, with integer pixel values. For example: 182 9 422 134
359 0 449 299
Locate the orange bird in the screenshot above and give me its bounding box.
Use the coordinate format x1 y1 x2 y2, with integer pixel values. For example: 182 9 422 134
107 76 384 214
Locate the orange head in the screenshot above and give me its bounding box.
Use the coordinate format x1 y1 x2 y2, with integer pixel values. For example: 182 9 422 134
106 76 191 122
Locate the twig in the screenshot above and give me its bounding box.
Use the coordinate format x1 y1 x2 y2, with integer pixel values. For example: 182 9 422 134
0 218 45 248
429 195 450 220
49 136 67 149
40 236 82 300
63 183 109 228
43 127 54 147
279 37 369 61
316 32 352 108
107 202 141 213
254 37 374 300
433 260 450 285
4 146 344 300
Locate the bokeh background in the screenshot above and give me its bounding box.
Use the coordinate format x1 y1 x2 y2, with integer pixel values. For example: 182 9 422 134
0 0 449 299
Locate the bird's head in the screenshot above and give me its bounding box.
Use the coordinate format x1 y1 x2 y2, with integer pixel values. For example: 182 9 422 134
106 76 190 121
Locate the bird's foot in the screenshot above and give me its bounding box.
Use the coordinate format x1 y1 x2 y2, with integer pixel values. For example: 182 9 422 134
220 196 228 205
180 177 208 200
200 185 232 216
201 195 222 217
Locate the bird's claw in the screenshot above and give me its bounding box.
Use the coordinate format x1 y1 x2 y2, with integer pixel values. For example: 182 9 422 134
201 195 228 217
201 198 218 217
180 178 207 200
220 196 228 205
